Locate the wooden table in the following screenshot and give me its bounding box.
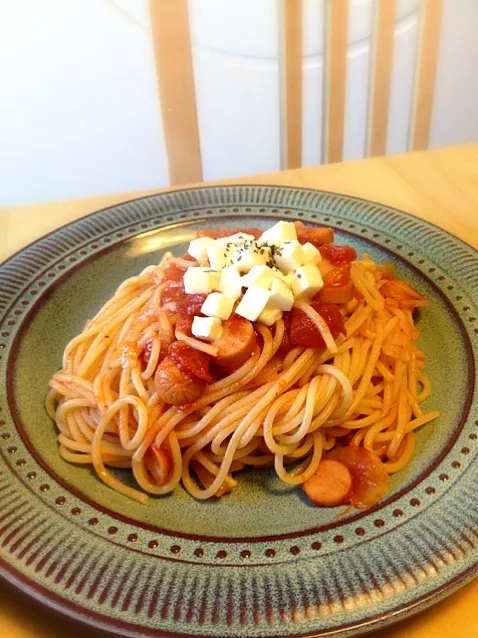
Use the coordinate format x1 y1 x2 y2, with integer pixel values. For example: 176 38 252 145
0 144 477 637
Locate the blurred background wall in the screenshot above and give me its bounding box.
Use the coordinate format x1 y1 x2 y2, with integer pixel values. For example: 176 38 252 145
1 0 477 207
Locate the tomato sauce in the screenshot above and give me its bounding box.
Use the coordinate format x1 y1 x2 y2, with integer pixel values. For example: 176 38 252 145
168 341 212 383
288 301 346 349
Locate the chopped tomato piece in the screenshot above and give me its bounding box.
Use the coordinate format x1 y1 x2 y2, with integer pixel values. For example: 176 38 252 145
140 338 153 368
175 315 194 336
168 341 212 382
318 281 355 304
328 444 388 508
161 280 185 305
322 263 351 287
289 301 345 349
319 243 357 263
380 280 425 302
380 279 428 310
163 263 187 282
176 294 207 316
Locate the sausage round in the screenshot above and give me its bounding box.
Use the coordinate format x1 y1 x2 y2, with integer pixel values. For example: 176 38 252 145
154 357 206 406
213 315 257 372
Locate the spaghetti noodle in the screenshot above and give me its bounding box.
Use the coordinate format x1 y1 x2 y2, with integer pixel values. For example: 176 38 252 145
47 223 439 507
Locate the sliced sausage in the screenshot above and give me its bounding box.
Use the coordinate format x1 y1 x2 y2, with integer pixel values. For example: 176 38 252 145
302 459 353 507
328 445 388 508
213 315 257 372
294 221 334 246
154 357 206 406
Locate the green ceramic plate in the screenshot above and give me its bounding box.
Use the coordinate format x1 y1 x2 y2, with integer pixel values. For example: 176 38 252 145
0 186 477 637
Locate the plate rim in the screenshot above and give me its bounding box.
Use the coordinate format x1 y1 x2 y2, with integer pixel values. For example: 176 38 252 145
2 184 477 270
1 184 477 638
1 557 476 638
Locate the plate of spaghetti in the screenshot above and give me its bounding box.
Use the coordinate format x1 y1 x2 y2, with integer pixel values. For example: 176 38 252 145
0 186 477 638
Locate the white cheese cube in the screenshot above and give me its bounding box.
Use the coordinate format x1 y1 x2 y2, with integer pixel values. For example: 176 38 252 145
233 245 272 273
270 268 291 285
235 286 271 321
206 242 229 270
201 292 235 320
188 237 216 261
290 265 324 300
270 277 294 311
257 304 283 327
219 266 243 299
242 265 275 290
274 240 304 273
302 242 322 266
183 267 219 294
219 232 256 245
192 316 223 341
259 221 297 246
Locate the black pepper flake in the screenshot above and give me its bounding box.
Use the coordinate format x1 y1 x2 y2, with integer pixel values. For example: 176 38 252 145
297 274 302 279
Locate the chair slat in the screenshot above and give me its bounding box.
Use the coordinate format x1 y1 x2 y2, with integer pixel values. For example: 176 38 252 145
368 0 396 157
324 0 348 163
149 0 202 184
283 0 303 169
410 0 443 151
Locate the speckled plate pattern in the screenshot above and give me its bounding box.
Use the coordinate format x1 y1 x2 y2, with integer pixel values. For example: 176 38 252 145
0 186 477 637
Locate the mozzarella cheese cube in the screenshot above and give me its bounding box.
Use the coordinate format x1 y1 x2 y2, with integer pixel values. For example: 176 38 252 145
206 242 230 270
233 245 272 273
302 242 322 266
270 268 289 284
220 232 256 245
201 292 235 321
270 277 294 311
257 304 283 327
192 316 223 341
219 266 243 299
183 267 219 294
242 265 275 290
235 286 271 321
274 240 304 273
259 221 297 246
290 265 324 300
188 237 216 261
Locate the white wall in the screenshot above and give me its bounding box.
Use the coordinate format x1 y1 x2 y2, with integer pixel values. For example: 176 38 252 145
0 0 169 206
1 0 478 207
